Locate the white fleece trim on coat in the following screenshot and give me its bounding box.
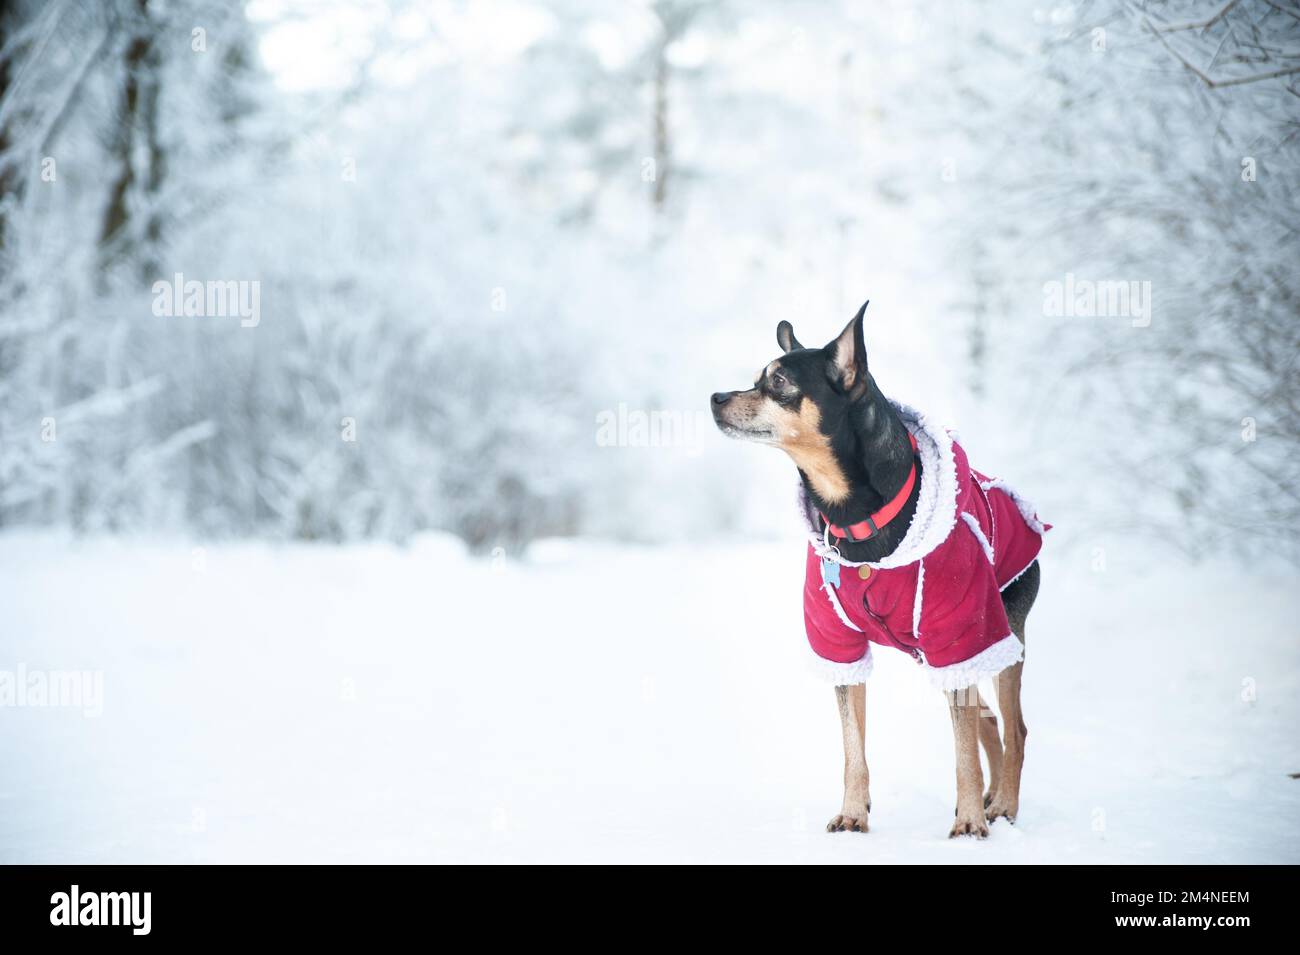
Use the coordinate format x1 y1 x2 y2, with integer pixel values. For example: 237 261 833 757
811 578 871 683
912 558 925 637
800 402 967 566
979 477 1046 535
961 511 995 564
871 401 960 568
800 400 960 570
808 646 874 685
923 633 1024 692
999 556 1039 592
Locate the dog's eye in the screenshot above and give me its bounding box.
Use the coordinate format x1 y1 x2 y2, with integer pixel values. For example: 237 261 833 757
772 373 787 390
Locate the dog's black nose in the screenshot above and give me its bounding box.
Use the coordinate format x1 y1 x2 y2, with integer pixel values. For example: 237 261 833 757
711 391 732 406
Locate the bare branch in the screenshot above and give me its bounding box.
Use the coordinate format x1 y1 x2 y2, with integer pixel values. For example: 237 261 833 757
1142 15 1300 86
1260 0 1300 24
1152 0 1242 32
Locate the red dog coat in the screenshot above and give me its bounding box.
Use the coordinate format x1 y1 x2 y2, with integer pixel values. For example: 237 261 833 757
802 403 1048 690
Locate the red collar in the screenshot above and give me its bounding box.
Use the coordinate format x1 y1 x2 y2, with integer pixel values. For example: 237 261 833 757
821 433 919 543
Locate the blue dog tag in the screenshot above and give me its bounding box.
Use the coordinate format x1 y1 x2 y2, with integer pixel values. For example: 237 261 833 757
820 557 841 589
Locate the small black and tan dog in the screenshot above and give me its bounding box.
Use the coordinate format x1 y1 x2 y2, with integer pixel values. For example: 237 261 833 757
710 302 1041 838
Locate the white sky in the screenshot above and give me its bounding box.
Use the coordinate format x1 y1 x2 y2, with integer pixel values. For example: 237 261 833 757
248 0 561 91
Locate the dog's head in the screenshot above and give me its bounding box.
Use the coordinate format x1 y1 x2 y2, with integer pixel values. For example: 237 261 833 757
710 301 882 505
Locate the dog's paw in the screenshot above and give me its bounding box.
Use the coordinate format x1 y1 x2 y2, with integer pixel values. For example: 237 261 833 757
826 814 869 833
949 814 989 839
985 797 1018 824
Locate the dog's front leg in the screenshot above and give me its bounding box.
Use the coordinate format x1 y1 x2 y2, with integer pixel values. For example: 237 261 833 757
948 687 989 838
826 684 870 832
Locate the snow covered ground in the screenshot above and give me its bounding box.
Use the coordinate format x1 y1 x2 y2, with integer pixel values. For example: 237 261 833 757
1 531 1296 864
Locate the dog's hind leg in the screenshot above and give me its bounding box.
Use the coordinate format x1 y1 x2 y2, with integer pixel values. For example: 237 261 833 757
826 684 870 833
977 691 1003 808
987 560 1039 824
948 686 989 838
987 660 1026 823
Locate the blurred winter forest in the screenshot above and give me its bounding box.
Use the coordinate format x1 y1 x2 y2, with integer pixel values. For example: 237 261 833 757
0 0 1296 559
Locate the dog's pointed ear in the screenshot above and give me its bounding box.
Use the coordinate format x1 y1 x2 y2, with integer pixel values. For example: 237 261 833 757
776 320 802 353
826 300 869 395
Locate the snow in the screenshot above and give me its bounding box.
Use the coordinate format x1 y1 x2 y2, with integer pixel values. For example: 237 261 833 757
1 532 1296 864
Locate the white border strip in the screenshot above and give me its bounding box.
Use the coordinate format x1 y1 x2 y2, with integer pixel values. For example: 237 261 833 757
961 511 995 564
808 647 874 685
923 633 1023 691
912 558 925 637
820 581 863 632
979 477 1047 535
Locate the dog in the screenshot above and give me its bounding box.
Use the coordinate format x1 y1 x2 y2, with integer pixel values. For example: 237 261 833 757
710 301 1047 838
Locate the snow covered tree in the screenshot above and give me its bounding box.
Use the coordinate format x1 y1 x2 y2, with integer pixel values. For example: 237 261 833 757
868 0 1300 558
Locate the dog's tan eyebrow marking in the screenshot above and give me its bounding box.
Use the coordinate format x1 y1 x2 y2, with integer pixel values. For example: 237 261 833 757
763 361 798 393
